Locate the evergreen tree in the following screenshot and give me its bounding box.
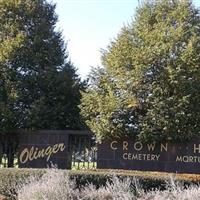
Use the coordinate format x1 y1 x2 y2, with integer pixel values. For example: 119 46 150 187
0 0 83 132
80 0 200 142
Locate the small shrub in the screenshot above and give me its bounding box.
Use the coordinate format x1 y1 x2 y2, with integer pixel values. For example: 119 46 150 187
17 169 79 200
0 169 45 199
81 176 136 200
138 178 200 200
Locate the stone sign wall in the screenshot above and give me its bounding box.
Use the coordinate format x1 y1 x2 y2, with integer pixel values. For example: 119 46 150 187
97 139 200 174
18 130 91 169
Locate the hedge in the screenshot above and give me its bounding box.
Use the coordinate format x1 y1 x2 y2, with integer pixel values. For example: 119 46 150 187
0 168 199 199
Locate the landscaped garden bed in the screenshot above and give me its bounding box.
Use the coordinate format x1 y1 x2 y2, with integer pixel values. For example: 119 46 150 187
1 168 200 200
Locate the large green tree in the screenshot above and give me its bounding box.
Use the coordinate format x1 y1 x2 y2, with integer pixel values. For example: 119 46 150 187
80 0 200 142
0 0 84 131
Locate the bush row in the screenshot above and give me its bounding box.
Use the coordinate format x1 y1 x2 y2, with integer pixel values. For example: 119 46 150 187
0 168 199 199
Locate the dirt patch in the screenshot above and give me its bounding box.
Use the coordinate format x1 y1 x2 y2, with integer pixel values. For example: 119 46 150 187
0 195 8 200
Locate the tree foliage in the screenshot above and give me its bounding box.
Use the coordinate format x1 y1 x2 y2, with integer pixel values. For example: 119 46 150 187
80 0 200 142
0 0 84 132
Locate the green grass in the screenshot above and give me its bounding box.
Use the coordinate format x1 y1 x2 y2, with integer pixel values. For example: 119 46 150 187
1 158 96 170
71 162 97 170
0 157 18 168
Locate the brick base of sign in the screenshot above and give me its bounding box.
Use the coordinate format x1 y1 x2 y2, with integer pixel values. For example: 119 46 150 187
97 139 200 174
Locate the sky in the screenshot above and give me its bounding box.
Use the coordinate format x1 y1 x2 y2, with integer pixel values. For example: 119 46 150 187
50 0 200 79
50 0 138 79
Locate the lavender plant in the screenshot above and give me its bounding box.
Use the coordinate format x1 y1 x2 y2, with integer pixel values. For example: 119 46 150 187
17 169 79 200
15 169 200 200
81 176 137 200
